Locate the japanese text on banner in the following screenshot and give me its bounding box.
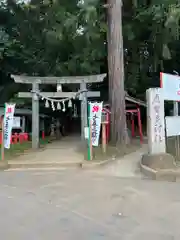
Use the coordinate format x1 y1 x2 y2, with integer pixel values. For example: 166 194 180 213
4 103 15 149
89 102 103 146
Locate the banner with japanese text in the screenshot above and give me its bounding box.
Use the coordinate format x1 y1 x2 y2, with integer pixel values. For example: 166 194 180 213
89 102 103 146
4 103 16 149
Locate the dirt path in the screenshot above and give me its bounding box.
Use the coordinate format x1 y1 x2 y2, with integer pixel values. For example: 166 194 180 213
93 144 147 179
8 136 84 167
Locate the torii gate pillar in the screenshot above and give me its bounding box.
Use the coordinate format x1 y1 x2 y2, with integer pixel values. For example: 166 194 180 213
80 82 88 140
32 83 39 149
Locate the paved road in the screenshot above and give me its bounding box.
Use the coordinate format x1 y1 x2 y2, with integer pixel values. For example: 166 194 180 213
0 169 180 239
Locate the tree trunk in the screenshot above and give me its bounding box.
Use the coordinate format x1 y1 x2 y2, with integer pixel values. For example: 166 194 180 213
107 0 128 145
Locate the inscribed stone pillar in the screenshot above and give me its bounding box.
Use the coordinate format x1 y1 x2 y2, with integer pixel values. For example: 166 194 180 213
146 88 166 154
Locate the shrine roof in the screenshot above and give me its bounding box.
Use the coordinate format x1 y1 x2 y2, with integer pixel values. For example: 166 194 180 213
104 93 146 108
11 74 106 84
125 94 146 107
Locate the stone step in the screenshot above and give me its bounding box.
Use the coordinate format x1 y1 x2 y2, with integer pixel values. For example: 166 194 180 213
8 161 82 169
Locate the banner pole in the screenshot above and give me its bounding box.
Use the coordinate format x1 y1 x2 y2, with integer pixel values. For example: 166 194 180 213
87 103 90 160
89 119 92 160
88 104 93 161
1 117 4 161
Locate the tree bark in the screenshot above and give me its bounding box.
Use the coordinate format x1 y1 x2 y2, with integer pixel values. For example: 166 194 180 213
107 0 128 145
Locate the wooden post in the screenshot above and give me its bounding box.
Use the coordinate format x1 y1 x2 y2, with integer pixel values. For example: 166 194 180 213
102 122 107 154
32 83 39 149
87 103 93 160
88 119 93 160
80 82 88 141
1 117 4 161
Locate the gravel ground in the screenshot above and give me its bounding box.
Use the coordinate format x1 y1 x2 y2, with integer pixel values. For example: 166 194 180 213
0 168 180 239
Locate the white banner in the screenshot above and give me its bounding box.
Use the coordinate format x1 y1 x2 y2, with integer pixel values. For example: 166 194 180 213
89 102 103 146
13 116 21 128
4 103 16 149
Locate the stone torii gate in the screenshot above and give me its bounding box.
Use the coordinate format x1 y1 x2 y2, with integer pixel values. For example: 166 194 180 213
12 74 106 149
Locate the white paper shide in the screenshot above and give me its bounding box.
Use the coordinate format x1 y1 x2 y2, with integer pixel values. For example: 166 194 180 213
4 103 16 149
89 102 103 146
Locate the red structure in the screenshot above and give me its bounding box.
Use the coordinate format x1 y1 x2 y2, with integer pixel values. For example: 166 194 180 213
103 94 146 144
0 132 29 145
126 108 143 144
42 131 45 139
102 107 110 143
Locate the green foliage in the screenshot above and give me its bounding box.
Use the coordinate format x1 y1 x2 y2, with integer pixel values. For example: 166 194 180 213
1 0 180 100
0 0 105 76
123 0 180 97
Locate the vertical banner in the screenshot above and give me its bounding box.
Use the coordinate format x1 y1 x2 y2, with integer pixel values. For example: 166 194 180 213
89 102 103 146
4 103 16 149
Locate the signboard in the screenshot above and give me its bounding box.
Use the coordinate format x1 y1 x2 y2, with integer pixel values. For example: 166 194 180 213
13 117 21 128
84 127 89 139
165 116 180 137
160 72 180 101
89 102 103 146
4 103 15 149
